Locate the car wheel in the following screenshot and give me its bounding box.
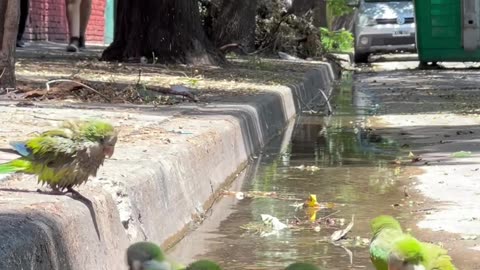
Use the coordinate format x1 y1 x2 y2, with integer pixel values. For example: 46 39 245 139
354 52 369 64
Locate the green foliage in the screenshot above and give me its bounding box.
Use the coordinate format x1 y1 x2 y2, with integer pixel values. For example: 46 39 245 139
327 0 354 18
320 27 353 53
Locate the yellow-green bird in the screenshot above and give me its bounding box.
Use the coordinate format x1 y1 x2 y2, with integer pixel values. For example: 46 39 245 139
127 241 222 270
0 119 118 193
369 215 456 270
127 241 183 270
185 260 222 270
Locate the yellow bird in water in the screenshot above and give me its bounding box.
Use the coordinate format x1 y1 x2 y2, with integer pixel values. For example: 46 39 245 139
303 194 320 208
303 194 321 222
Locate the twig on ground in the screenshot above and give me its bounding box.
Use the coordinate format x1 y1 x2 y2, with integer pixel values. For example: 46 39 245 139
337 244 353 265
136 69 142 86
319 210 340 221
33 115 66 121
150 86 199 102
319 88 333 115
45 79 111 102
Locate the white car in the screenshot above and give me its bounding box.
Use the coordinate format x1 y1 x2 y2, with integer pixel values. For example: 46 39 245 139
349 0 416 63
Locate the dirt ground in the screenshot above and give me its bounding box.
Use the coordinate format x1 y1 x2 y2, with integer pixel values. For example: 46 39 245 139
356 60 480 269
9 42 327 106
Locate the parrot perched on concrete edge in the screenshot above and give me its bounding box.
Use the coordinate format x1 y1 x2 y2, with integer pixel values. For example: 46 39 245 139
0 119 118 193
285 262 322 270
369 215 456 270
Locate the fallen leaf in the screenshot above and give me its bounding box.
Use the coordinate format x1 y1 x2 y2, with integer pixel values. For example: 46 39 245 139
461 235 478 240
261 214 288 231
305 166 320 172
451 151 472 158
331 215 354 242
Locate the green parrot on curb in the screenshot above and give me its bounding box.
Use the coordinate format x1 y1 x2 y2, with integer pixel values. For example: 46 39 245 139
369 215 456 270
127 242 222 270
0 119 118 193
285 262 322 270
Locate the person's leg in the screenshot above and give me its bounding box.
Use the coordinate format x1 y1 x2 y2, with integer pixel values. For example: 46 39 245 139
65 0 81 52
17 0 30 48
78 0 92 49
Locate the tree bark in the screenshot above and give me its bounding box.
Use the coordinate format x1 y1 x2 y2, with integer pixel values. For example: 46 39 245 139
207 0 257 51
313 0 328 28
102 0 224 65
290 0 312 15
0 0 19 88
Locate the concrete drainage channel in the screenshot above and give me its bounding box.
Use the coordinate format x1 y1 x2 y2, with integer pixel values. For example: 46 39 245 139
0 60 344 270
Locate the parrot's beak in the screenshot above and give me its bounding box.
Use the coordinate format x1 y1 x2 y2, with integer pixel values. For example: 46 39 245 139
103 145 115 158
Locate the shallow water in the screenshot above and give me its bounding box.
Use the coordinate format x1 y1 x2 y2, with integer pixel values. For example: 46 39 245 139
169 74 410 269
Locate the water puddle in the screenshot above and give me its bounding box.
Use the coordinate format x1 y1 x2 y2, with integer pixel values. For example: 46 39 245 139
169 73 411 269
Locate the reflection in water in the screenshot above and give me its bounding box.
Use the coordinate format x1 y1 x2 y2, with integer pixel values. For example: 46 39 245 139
169 73 408 269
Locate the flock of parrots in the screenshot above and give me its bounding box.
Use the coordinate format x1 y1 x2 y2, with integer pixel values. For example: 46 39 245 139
0 119 456 269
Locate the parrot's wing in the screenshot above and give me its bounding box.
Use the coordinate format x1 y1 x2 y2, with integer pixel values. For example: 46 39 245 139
7 126 78 158
421 242 456 270
40 127 76 139
23 136 81 167
9 141 31 157
369 228 404 270
388 235 424 269
142 260 172 270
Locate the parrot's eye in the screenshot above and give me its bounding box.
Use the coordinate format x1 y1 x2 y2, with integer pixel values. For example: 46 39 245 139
99 138 105 144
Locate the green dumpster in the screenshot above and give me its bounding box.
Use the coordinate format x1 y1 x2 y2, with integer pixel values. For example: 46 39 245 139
414 0 480 62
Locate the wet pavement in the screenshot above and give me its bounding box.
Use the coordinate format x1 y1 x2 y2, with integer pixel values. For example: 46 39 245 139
355 58 480 270
169 73 414 269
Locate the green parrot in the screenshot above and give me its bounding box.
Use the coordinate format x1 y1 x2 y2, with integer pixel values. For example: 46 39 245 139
127 241 181 270
369 215 456 270
0 119 118 193
285 262 321 270
185 260 222 270
127 241 222 270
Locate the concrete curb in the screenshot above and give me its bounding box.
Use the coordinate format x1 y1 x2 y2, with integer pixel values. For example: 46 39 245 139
0 60 342 270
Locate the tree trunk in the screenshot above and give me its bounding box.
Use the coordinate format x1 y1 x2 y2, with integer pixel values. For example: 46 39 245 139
0 0 19 88
313 0 328 28
208 0 257 51
102 0 224 65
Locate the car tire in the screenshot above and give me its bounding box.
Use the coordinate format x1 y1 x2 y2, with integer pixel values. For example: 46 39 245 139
354 52 369 64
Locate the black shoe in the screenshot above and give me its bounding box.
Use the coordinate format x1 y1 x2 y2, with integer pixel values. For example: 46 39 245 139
79 36 86 51
66 37 80 52
16 40 25 48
